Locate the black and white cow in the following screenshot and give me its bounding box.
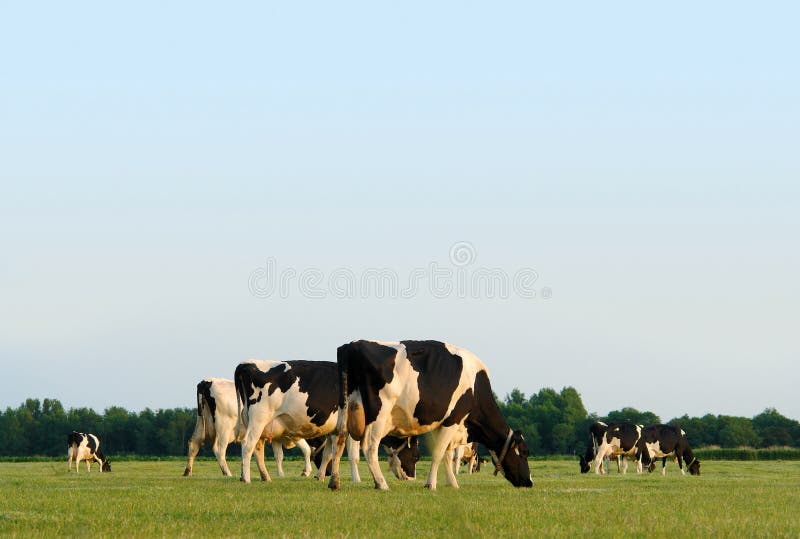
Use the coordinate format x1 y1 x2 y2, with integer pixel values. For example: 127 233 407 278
234 360 361 484
329 340 533 490
635 424 701 475
183 378 313 479
579 421 641 474
68 432 111 473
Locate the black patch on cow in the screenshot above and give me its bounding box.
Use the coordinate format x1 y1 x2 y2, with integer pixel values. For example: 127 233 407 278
197 380 216 418
235 362 299 407
68 431 84 446
338 341 397 425
87 435 98 453
463 370 508 449
288 361 339 427
262 363 298 396
442 388 474 427
401 340 464 426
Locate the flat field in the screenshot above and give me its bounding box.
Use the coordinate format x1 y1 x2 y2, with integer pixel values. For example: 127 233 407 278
1 459 798 537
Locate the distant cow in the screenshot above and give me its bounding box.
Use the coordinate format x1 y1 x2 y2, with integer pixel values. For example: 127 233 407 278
635 425 701 475
234 360 361 484
68 432 111 473
329 340 532 490
184 378 313 479
579 421 641 474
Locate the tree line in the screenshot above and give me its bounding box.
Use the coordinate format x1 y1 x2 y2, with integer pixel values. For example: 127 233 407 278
1 390 798 458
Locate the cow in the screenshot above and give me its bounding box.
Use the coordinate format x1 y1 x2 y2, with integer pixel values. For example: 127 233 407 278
307 435 420 480
635 424 701 475
328 340 533 490
67 432 111 473
235 360 361 484
183 378 313 479
579 421 641 474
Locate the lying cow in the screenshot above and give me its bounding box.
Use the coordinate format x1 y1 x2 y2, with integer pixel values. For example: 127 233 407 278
306 435 420 480
184 378 313 479
329 340 533 490
235 360 361 484
68 431 111 473
635 424 701 475
579 421 641 474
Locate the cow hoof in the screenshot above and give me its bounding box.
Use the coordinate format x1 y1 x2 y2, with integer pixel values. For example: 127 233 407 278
183 469 191 477
373 481 389 490
328 474 341 490
300 471 310 477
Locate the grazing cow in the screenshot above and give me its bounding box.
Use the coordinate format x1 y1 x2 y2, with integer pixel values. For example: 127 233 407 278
183 378 313 479
635 425 701 475
329 340 533 490
380 435 421 480
235 360 361 484
307 435 420 480
67 432 111 473
579 421 641 474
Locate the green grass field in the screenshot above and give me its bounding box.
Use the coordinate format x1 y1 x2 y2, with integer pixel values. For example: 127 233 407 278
1 459 798 537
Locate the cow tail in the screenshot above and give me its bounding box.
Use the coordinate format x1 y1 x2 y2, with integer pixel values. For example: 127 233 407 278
196 382 208 442
335 345 348 437
235 365 249 429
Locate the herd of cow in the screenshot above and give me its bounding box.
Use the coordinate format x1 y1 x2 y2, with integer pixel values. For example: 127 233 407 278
65 339 700 488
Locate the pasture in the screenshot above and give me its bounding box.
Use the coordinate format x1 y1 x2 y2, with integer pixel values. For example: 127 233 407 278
1 459 798 537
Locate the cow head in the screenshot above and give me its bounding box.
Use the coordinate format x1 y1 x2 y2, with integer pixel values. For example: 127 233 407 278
102 459 111 472
495 430 532 488
579 455 591 473
397 438 420 479
688 458 700 475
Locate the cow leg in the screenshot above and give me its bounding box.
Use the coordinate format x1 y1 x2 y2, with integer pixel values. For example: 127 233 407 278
295 438 312 477
327 430 348 490
86 458 91 472
592 448 607 475
425 426 460 490
184 416 204 476
362 427 389 490
454 446 464 475
240 417 268 483
273 442 285 478
661 457 667 476
213 431 233 477
676 454 685 476
68 447 73 472
621 456 629 474
254 439 269 481
318 436 334 481
347 436 361 483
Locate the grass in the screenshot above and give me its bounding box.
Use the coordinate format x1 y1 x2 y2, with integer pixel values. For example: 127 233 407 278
1 459 798 537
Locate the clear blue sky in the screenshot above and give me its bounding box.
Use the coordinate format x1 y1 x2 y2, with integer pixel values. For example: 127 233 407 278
2 2 798 421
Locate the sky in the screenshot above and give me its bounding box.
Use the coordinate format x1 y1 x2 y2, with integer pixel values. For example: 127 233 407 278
1 2 798 422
